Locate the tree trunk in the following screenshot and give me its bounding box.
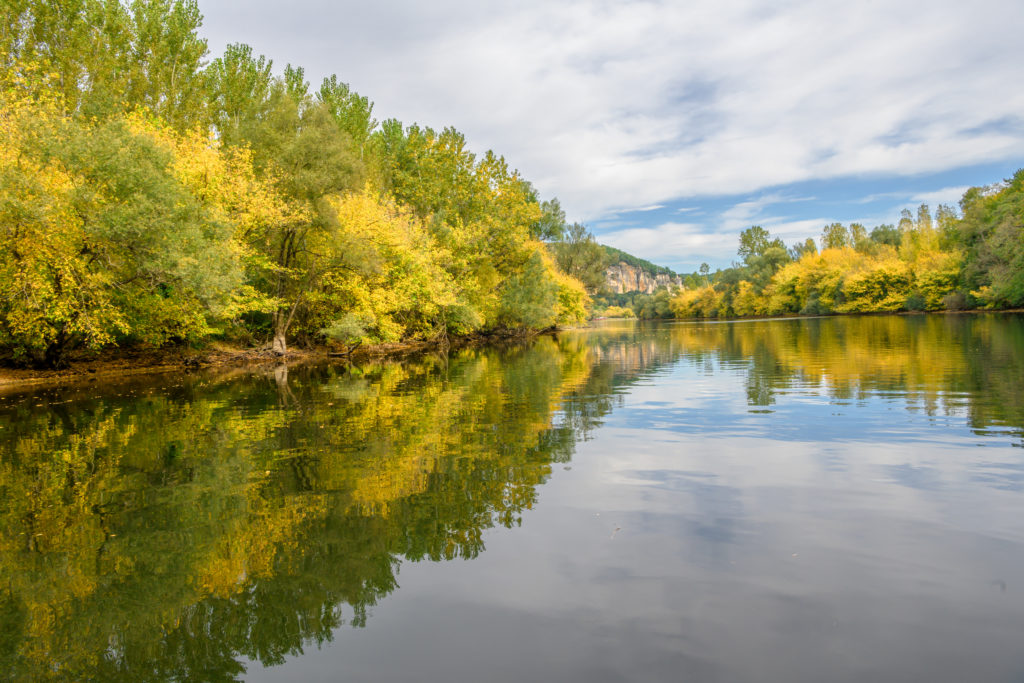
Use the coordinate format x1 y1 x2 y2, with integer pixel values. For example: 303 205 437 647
37 328 77 369
271 296 303 356
271 311 288 355
272 330 288 355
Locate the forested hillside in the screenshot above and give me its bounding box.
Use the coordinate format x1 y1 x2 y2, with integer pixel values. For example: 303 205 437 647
602 246 677 277
0 1 590 367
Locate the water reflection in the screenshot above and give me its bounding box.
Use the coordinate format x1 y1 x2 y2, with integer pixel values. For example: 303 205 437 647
1 314 1023 681
0 338 616 680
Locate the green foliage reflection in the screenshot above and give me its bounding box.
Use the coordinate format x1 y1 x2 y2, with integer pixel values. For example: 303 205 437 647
0 337 613 681
665 314 1024 433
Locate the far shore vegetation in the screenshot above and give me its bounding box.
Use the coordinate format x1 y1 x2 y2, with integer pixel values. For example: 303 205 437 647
594 176 1024 322
661 180 1024 320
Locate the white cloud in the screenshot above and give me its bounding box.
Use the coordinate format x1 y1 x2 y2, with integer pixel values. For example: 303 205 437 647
855 192 907 204
199 0 1024 229
910 186 971 207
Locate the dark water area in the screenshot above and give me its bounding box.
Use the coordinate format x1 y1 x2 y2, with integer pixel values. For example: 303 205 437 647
2 314 1024 682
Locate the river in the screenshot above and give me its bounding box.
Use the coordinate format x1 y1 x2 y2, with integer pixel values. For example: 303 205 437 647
2 314 1024 682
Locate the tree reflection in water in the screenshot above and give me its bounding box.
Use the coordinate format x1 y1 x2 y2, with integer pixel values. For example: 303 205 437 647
1 314 1022 681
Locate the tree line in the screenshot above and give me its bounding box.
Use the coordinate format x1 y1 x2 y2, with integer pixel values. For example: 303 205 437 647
665 174 1024 320
0 0 607 367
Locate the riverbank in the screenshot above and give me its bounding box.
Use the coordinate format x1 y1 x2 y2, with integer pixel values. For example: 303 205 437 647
0 328 558 392
658 307 1024 324
12 309 1017 391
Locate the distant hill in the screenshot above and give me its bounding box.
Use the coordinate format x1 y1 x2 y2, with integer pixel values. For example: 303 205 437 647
601 245 678 277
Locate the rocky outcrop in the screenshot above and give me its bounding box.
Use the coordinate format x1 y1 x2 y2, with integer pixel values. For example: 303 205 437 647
605 262 684 294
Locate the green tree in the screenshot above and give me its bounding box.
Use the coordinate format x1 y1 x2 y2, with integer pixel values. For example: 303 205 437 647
552 223 609 294
4 0 208 126
317 74 377 157
738 225 787 279
3 0 125 114
744 245 791 287
898 208 914 233
849 223 870 251
123 0 209 127
206 42 273 142
633 289 675 319
935 204 960 247
371 123 480 224
821 222 851 250
497 251 559 329
957 169 1024 307
916 204 933 231
534 197 567 241
738 225 769 262
224 75 364 353
870 224 900 247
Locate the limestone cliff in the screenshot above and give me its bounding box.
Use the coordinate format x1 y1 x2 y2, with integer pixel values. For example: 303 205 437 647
604 262 684 294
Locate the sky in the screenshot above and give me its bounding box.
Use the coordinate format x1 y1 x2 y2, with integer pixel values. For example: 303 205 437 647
198 0 1024 273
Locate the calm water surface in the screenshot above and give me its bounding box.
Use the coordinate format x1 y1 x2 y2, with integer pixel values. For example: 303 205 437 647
3 315 1024 682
